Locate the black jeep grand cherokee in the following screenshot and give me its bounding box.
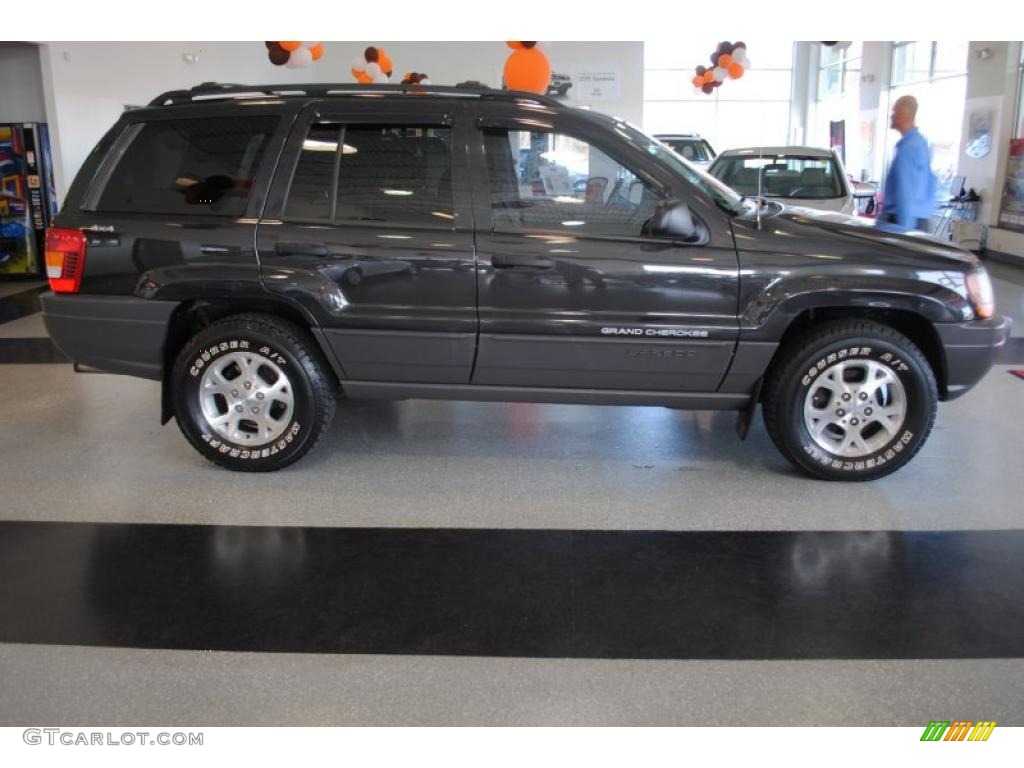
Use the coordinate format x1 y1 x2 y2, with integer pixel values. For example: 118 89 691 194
41 82 1010 479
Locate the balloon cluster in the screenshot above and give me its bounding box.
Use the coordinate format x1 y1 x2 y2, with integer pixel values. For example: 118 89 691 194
503 42 551 95
401 72 432 86
691 41 750 94
265 41 324 69
351 47 394 84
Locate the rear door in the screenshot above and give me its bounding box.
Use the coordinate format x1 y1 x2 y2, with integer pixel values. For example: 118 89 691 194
468 109 740 392
257 99 477 384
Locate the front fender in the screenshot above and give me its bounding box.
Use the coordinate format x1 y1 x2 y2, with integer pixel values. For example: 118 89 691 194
740 275 973 341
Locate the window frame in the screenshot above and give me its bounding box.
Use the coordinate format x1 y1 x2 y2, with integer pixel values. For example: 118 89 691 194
474 116 693 244
82 109 286 219
265 101 469 232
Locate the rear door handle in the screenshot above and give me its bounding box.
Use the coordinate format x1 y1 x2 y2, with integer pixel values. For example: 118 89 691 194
275 241 329 257
491 254 555 270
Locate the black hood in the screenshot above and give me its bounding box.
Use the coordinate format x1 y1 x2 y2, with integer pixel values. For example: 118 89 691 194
734 202 979 270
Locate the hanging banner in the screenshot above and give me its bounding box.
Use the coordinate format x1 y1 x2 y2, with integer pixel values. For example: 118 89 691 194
998 139 1024 233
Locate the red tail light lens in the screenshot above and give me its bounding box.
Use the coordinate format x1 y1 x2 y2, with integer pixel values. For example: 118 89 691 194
45 228 87 293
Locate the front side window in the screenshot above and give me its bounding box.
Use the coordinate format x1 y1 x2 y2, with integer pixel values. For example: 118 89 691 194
94 116 278 216
711 154 845 199
483 127 665 237
285 123 453 226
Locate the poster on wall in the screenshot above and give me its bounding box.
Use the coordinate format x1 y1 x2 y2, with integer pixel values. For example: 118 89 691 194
573 68 620 101
965 110 993 159
998 139 1024 233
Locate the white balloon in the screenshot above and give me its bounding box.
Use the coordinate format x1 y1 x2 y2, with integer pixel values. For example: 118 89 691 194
713 66 728 81
284 56 299 69
372 71 390 84
351 54 367 71
290 47 313 68
733 50 749 67
419 78 431 85
365 62 382 77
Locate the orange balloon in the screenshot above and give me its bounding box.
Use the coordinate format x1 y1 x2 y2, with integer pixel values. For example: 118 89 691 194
377 48 393 76
728 62 745 79
703 70 715 84
310 43 324 61
503 47 551 94
352 68 373 84
719 53 734 68
691 75 702 87
279 41 302 52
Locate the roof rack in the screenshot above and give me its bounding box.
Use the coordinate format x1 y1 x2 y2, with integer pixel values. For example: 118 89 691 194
148 81 565 108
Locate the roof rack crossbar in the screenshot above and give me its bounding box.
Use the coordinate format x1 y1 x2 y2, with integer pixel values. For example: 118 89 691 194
147 81 565 108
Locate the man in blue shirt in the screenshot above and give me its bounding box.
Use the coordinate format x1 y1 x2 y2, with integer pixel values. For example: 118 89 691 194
880 95 937 231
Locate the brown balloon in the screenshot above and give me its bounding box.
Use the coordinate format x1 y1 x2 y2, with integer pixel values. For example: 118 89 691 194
702 82 714 94
268 45 290 66
364 46 379 63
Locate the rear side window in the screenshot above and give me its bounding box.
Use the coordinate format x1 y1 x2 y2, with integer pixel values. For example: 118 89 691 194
92 116 278 216
284 123 453 226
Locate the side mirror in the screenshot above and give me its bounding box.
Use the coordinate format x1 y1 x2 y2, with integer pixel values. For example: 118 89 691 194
852 181 876 199
646 199 706 243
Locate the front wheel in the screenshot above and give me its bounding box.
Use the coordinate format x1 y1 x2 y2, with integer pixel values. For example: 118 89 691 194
761 319 937 481
171 313 337 471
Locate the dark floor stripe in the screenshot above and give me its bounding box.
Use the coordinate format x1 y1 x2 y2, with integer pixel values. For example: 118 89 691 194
0 337 67 364
0 286 45 325
1 522 1022 659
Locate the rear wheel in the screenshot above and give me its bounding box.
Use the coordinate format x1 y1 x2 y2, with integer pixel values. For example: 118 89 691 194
171 313 337 471
762 319 937 481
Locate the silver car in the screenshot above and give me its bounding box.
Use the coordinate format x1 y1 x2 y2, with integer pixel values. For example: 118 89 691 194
708 146 875 215
653 133 716 169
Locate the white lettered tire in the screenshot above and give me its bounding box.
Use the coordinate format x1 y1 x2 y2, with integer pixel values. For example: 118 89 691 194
761 319 938 481
171 313 337 471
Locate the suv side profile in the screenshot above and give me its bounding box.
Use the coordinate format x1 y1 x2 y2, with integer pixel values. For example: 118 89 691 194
42 82 1009 480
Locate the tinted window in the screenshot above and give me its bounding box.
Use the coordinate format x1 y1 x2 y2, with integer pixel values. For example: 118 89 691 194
711 154 845 199
95 116 277 216
336 125 452 224
483 128 665 237
284 123 341 221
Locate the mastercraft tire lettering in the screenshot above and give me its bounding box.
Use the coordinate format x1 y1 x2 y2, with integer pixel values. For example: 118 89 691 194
171 314 337 472
761 320 938 481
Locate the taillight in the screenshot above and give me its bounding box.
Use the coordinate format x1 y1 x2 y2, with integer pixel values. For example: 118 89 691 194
45 227 87 293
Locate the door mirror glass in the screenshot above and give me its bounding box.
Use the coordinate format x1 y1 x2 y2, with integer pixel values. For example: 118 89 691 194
645 199 706 243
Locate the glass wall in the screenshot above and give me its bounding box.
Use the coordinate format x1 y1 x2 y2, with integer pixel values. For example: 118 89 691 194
643 40 795 151
884 41 969 199
812 43 870 180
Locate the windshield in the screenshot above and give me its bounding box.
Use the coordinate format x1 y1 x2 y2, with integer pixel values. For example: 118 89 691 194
606 121 744 213
710 154 846 200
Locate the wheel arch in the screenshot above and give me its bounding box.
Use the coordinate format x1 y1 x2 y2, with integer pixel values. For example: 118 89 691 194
159 294 341 425
762 305 949 401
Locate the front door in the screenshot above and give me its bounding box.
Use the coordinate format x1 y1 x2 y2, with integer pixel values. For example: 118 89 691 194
469 118 739 392
257 101 477 384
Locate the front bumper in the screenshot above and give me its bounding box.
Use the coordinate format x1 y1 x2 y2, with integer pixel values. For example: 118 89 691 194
935 314 1012 400
41 292 180 381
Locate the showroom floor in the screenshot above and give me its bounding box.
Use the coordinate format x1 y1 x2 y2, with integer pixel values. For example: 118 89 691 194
1 257 1023 725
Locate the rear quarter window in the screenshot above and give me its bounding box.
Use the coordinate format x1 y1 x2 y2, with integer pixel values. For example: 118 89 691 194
88 115 279 217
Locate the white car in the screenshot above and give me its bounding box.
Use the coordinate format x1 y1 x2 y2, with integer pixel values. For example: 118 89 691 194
707 146 875 215
653 133 716 169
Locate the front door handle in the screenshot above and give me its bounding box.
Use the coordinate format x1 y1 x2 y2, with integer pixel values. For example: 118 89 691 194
491 254 555 270
275 241 329 257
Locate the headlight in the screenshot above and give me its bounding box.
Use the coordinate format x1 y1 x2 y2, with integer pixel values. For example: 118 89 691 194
965 268 995 320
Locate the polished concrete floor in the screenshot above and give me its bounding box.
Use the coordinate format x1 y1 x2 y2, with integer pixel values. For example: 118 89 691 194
0 257 1022 725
